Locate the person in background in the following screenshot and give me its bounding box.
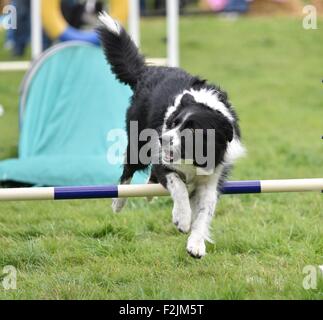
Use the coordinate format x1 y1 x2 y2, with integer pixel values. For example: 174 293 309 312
140 0 146 15
1 0 14 50
61 0 104 29
11 0 52 56
11 0 30 56
4 0 103 57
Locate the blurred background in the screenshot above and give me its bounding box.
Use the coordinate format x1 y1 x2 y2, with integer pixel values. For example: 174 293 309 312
0 0 322 183
1 0 322 58
0 1 322 300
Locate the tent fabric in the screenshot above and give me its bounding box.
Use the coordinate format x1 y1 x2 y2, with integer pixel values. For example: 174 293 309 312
0 42 147 186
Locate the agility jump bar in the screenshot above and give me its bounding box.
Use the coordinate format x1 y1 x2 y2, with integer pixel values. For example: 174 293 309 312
0 179 322 202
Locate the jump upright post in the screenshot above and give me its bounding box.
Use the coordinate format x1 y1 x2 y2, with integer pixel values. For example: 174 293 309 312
0 179 322 202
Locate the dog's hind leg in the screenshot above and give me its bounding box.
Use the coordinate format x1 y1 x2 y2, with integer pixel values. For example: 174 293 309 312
111 162 139 213
146 171 159 203
111 166 132 213
112 144 149 213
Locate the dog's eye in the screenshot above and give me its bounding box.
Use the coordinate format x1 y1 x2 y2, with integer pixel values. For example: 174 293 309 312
171 119 180 128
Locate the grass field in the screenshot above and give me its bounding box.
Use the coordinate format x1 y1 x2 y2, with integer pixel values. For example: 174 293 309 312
0 16 322 299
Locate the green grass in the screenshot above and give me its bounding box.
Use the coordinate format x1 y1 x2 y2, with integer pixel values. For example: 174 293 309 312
0 16 322 299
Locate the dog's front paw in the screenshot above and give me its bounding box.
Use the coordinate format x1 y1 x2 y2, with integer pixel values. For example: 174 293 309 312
172 204 191 234
186 235 206 258
112 198 127 213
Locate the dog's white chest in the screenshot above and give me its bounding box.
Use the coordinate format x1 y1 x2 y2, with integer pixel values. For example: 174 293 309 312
170 163 197 194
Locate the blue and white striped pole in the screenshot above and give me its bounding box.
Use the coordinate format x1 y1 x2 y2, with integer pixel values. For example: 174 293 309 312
0 179 322 201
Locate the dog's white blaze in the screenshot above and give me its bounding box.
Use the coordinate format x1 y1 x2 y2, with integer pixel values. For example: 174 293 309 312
162 106 176 133
162 88 235 139
163 88 234 125
98 11 121 35
186 88 234 122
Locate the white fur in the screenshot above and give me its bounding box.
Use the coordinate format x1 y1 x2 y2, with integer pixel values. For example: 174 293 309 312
164 158 224 258
112 198 127 213
185 88 234 122
165 164 223 258
225 138 246 164
166 173 192 233
163 89 234 130
161 87 246 170
186 168 222 257
161 88 239 167
161 111 194 165
98 11 121 35
187 235 206 257
111 178 131 213
162 106 177 133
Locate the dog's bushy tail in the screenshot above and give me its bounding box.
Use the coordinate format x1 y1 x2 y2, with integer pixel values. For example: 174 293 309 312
97 12 146 89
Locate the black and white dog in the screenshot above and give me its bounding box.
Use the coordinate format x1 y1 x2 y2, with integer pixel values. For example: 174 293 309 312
98 12 245 258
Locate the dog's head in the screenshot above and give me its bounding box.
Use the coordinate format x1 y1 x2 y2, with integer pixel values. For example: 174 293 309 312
160 93 234 170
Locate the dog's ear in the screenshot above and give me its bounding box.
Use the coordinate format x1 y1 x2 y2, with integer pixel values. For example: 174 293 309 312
221 119 234 143
192 77 206 89
181 93 195 107
213 111 234 143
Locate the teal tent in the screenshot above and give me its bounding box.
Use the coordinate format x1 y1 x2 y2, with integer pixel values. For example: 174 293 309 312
0 42 146 186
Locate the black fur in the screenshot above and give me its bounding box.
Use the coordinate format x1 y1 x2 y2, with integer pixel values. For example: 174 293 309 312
98 23 241 189
98 26 146 89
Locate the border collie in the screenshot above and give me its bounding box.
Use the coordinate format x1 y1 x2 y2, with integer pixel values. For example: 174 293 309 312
98 12 245 258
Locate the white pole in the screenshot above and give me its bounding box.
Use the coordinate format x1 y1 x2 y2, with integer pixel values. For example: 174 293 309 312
0 187 54 201
166 0 179 67
128 0 140 47
31 0 43 59
0 179 323 202
261 178 323 193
